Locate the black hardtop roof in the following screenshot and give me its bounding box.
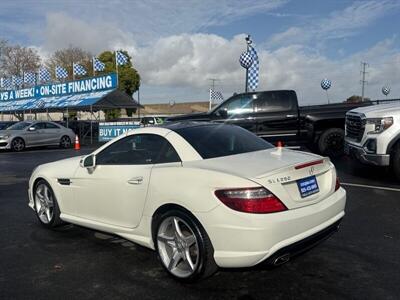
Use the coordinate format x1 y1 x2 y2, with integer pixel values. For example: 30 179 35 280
161 121 228 131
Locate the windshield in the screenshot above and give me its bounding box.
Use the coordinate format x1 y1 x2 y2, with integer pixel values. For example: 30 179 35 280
175 124 273 159
7 122 32 130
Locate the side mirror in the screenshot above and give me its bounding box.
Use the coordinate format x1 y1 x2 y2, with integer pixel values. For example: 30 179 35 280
80 154 96 170
216 109 228 119
28 127 36 131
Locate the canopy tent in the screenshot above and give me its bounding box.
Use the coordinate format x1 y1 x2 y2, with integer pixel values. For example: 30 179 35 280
0 89 142 113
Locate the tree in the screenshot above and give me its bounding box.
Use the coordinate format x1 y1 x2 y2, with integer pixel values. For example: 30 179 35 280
104 109 121 121
47 46 92 80
344 95 371 103
0 42 41 77
97 50 140 95
98 50 140 118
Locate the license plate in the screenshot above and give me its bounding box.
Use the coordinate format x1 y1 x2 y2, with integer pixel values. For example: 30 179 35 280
297 176 319 198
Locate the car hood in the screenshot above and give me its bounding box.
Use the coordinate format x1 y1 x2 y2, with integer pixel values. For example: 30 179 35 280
35 156 84 178
350 103 400 117
0 129 23 135
183 148 324 179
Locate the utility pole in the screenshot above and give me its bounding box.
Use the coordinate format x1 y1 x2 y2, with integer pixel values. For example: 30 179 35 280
360 62 369 102
208 78 219 91
208 78 220 110
245 34 252 93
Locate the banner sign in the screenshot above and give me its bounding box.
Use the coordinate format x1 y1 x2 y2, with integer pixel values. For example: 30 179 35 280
99 121 141 142
0 90 112 112
0 73 117 102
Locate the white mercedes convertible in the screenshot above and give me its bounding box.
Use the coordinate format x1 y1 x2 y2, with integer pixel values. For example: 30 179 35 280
28 122 346 281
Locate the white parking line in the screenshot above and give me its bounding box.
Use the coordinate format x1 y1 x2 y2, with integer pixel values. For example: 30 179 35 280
341 182 400 192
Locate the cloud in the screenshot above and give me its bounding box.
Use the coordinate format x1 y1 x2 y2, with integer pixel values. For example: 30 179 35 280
43 13 136 54
133 34 400 104
0 0 287 49
269 0 400 47
1 0 399 105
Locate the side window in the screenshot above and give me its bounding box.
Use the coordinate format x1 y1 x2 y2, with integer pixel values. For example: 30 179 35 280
220 95 254 116
96 134 181 165
32 122 46 130
255 91 295 113
45 122 60 129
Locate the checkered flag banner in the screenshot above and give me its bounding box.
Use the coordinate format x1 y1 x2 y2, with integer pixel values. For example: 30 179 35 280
24 72 36 85
382 86 390 96
12 75 23 87
321 79 332 90
55 66 68 79
239 51 253 69
93 57 105 71
210 89 224 101
39 67 51 82
73 63 87 76
116 51 128 65
1 78 12 90
247 45 259 91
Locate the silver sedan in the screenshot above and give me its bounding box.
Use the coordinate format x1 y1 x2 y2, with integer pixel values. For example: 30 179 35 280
0 121 76 151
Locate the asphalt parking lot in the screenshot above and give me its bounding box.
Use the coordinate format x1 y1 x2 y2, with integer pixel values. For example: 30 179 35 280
1 147 399 299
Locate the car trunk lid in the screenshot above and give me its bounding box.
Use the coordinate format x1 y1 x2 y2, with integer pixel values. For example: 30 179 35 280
185 148 336 209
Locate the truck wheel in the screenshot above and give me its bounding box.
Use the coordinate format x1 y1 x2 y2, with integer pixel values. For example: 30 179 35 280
318 128 344 157
392 144 400 180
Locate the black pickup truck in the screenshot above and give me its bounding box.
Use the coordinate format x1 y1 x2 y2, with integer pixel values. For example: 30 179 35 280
167 90 370 156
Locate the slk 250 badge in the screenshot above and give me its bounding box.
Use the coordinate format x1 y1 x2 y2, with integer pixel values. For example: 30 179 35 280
267 176 291 184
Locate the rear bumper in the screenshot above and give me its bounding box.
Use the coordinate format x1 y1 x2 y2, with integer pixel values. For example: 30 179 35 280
196 187 346 268
345 142 390 166
263 219 341 266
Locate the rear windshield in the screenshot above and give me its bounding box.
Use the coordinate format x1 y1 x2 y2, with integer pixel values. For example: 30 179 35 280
175 125 273 159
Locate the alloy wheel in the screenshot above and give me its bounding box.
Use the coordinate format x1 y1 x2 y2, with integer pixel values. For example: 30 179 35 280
60 136 71 148
157 216 199 278
12 139 24 151
34 183 54 224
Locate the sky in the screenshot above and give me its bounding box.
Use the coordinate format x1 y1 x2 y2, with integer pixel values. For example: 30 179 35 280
0 0 400 105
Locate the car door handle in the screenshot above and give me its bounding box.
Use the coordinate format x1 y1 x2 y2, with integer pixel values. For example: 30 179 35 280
127 177 143 185
286 114 296 118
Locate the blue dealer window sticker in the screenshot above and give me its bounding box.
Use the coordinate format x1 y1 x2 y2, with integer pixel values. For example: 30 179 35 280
297 175 319 198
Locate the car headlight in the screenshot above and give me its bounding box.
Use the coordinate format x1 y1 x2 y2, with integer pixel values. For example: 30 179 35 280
367 117 393 134
0 134 10 139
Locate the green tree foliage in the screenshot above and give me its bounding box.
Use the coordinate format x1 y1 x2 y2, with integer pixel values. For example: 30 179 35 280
97 50 140 95
98 50 140 119
344 95 371 103
104 108 121 121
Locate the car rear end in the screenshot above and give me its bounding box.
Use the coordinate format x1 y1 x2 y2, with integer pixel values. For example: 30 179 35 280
193 153 345 268
170 123 346 269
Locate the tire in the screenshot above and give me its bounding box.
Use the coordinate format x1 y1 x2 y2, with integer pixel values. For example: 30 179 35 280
60 135 72 148
11 137 25 152
154 209 218 282
391 143 400 180
33 179 64 228
318 128 345 157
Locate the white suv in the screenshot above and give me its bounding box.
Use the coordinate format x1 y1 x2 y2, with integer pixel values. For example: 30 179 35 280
345 103 400 179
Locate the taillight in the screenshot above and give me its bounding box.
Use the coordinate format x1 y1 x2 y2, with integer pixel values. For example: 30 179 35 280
335 177 340 191
214 187 287 214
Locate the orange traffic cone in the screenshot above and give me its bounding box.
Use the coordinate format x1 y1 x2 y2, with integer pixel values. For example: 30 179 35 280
276 140 284 148
74 135 81 150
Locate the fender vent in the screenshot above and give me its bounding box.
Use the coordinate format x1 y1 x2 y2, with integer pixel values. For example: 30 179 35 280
57 178 71 185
